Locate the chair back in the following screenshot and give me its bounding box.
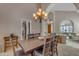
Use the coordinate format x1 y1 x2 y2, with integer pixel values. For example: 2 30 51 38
10 36 26 56
11 36 18 47
43 37 52 56
51 36 58 56
4 36 10 40
4 36 10 52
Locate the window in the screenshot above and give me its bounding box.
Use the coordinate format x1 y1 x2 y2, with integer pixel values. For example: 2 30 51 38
60 20 73 33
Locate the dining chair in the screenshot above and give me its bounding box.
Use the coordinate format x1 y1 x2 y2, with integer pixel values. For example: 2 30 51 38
4 36 18 52
12 42 27 56
51 36 58 56
11 37 32 56
4 36 10 52
11 36 18 47
34 37 52 56
3 35 31 56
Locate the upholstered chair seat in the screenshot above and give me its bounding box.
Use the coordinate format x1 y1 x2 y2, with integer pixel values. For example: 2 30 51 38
15 47 26 56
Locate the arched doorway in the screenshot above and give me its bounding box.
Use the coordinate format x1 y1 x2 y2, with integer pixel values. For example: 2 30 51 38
47 12 54 34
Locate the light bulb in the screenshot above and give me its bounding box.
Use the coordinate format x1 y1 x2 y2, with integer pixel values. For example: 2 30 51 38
37 11 41 16
33 13 36 17
42 11 45 15
44 13 47 17
38 8 42 12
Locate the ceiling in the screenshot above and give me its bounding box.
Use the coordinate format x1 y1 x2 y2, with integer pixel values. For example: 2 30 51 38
0 3 79 13
0 3 79 19
0 3 49 19
0 3 49 13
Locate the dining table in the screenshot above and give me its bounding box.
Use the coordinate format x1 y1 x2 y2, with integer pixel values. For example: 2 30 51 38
19 37 44 55
18 36 53 55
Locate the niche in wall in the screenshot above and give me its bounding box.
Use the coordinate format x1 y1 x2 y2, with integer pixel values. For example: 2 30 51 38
22 21 27 40
28 21 30 34
21 19 32 40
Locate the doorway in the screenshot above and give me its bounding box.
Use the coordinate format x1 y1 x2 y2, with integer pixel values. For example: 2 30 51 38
48 23 51 34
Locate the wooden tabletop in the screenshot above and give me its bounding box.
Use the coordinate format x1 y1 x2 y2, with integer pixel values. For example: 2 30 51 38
18 36 53 55
19 38 44 52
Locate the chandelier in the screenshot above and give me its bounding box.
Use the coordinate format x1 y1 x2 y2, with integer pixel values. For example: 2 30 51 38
32 4 48 35
33 8 47 23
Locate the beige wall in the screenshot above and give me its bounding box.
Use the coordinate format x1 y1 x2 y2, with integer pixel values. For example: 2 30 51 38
0 16 21 46
0 3 40 46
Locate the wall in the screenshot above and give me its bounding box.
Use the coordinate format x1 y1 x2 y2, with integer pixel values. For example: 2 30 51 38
55 11 79 33
0 5 41 47
30 20 40 34
0 16 22 46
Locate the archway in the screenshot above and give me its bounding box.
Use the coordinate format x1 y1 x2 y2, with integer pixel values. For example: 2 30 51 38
44 3 76 34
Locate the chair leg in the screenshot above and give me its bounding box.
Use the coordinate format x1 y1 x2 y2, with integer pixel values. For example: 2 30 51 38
51 48 54 56
4 46 6 52
31 51 34 56
56 48 58 56
52 48 58 56
32 51 35 56
4 42 6 52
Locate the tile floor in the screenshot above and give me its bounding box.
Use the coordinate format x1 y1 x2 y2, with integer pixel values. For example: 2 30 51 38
0 44 79 56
